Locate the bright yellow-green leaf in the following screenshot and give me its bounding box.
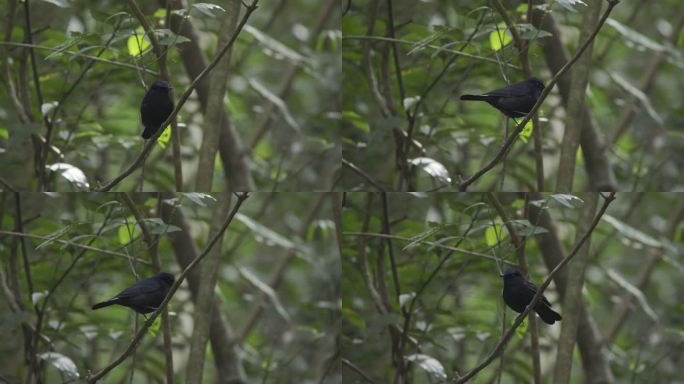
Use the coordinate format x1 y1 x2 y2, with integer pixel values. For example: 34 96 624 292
148 315 162 335
157 126 171 148
343 110 370 133
516 316 528 337
117 220 138 245
489 23 512 51
617 133 636 152
254 139 275 159
519 120 533 143
127 29 150 56
485 225 505 246
485 223 508 247
576 146 584 165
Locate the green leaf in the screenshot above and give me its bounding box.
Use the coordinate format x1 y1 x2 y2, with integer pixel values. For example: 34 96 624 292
605 18 669 53
343 111 370 133
37 0 69 8
47 163 90 190
516 316 528 337
509 219 548 237
182 193 216 207
518 119 533 143
157 127 171 148
117 219 138 245
249 78 301 132
550 194 583 208
243 25 308 65
37 352 78 379
409 157 452 185
489 23 512 51
142 218 182 235
556 0 587 12
127 29 150 56
342 306 366 329
239 266 291 322
235 213 300 250
154 29 191 45
602 214 663 248
606 268 658 322
485 224 505 246
406 354 447 381
191 3 226 18
515 23 553 40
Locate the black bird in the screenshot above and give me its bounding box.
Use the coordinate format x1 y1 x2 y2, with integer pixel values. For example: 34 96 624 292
140 80 174 139
91 272 174 314
502 268 561 325
460 77 545 118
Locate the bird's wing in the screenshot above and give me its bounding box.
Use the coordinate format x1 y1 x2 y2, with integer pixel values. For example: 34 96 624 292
114 278 164 299
140 93 152 109
485 89 528 98
525 280 552 307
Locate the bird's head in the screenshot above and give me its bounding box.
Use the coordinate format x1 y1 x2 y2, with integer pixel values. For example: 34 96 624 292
157 272 175 286
502 268 523 279
150 80 172 92
527 77 545 91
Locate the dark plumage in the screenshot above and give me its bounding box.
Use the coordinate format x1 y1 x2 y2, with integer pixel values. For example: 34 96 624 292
460 77 545 118
140 80 174 139
91 272 174 314
502 268 561 325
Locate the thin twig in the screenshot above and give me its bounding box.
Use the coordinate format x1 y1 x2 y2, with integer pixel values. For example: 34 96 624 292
0 42 159 74
343 358 378 384
0 230 151 264
342 158 385 191
343 231 517 264
342 36 522 70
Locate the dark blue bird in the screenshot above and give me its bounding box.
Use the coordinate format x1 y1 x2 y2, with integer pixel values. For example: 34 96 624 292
460 77 545 118
140 80 174 139
91 272 174 314
502 268 561 325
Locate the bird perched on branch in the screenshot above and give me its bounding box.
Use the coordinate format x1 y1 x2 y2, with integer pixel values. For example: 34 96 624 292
502 268 561 325
460 77 545 118
140 80 174 139
91 272 174 314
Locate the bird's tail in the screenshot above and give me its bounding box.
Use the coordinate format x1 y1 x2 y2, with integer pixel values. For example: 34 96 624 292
535 305 562 325
92 299 118 310
460 94 491 101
